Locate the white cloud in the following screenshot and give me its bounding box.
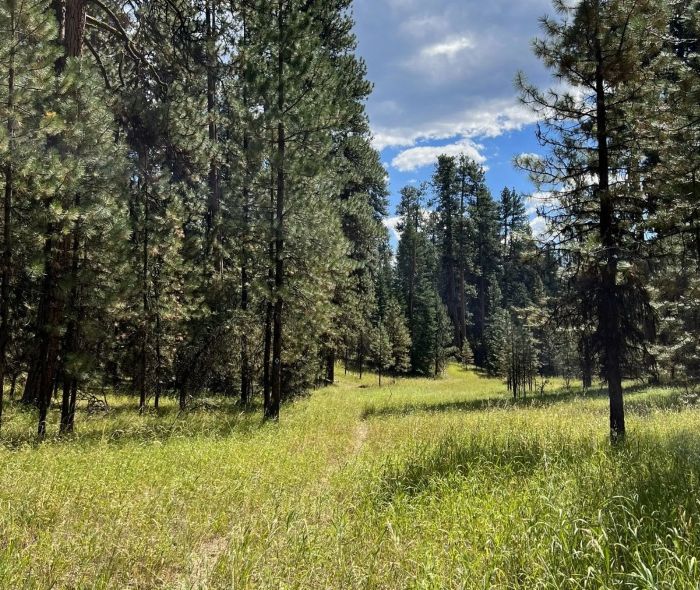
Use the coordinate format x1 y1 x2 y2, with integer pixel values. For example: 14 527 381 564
421 36 474 58
383 216 402 242
354 0 551 155
530 216 548 237
371 99 539 151
391 138 486 172
526 191 554 238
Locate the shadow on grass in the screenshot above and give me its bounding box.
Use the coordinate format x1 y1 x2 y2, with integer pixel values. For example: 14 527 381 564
370 428 700 588
361 382 669 421
372 424 700 512
0 397 271 450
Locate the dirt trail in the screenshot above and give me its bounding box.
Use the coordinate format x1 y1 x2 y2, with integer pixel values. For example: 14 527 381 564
352 421 369 456
180 536 228 589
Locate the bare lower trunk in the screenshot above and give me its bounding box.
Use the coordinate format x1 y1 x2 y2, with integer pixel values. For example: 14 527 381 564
36 232 67 439
240 274 251 405
595 25 625 442
263 128 275 415
139 150 149 413
36 0 86 439
154 306 162 410
263 299 272 412
60 204 81 434
9 373 17 401
0 34 15 430
0 162 11 430
179 382 187 411
581 339 593 390
326 349 335 385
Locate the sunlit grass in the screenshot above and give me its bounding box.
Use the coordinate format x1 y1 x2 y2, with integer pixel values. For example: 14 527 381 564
1 366 699 588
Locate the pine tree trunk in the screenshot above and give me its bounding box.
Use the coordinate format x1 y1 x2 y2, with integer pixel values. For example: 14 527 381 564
434 295 440 378
270 119 284 420
179 382 187 411
581 335 593 390
268 3 286 420
139 152 149 413
263 131 275 414
0 8 16 430
263 298 273 411
458 175 467 352
68 378 77 431
64 0 85 57
9 373 17 401
154 299 162 411
0 164 11 431
594 26 625 442
240 263 251 405
151 258 163 411
36 238 65 438
60 197 81 434
240 115 251 404
205 0 221 271
33 0 85 439
358 333 364 379
326 349 335 385
22 364 39 405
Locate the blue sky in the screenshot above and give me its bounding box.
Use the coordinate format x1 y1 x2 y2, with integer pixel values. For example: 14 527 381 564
352 0 554 240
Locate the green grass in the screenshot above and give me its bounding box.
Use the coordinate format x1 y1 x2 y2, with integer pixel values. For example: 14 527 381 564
1 366 700 588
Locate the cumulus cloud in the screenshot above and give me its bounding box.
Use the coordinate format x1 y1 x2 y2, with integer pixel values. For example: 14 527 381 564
355 0 552 160
383 216 402 242
371 100 539 152
526 191 554 238
530 215 548 237
391 138 486 172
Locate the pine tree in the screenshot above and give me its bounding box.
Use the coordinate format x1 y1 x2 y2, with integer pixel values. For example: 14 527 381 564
518 0 669 441
467 164 501 367
383 298 411 377
0 0 58 428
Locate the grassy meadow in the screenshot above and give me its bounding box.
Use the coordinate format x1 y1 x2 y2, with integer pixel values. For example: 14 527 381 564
1 366 700 589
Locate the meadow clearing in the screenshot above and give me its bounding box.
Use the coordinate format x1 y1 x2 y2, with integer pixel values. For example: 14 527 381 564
1 366 699 589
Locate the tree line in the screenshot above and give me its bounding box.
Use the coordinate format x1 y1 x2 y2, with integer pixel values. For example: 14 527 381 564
387 0 700 442
1 0 699 443
0 0 390 436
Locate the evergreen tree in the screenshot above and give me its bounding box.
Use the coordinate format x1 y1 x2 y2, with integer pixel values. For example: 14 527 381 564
467 164 501 367
0 0 59 427
518 0 669 441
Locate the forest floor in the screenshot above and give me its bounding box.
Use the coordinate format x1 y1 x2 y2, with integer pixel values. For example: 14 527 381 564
1 366 700 589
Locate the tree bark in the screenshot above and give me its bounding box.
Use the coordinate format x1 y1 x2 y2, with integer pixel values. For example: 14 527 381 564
269 119 284 419
268 1 286 421
9 373 17 401
205 0 221 274
325 349 335 385
594 21 625 441
154 284 163 411
60 195 82 434
32 0 85 439
0 1 16 430
262 130 275 414
240 13 252 406
580 333 593 390
139 150 149 413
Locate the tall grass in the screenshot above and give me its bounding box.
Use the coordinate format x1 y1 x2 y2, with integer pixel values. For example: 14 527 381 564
1 366 699 588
